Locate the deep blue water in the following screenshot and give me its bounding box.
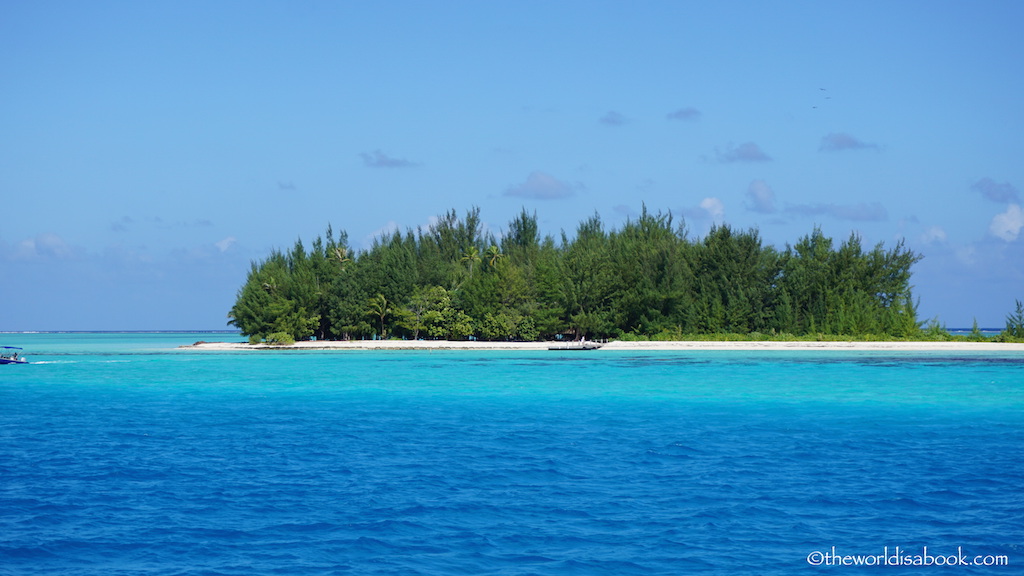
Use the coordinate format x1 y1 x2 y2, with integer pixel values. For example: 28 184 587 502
1 334 1021 575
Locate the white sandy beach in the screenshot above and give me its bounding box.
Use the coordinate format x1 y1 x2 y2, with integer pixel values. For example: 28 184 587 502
185 339 1024 352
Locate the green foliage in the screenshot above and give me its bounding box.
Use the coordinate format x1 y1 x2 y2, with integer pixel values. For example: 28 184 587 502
607 206 693 335
228 226 346 342
921 318 950 341
265 331 296 345
228 207 942 342
366 293 392 339
423 292 473 340
969 318 985 341
396 285 441 339
559 213 616 339
1010 300 1024 337
999 297 1024 338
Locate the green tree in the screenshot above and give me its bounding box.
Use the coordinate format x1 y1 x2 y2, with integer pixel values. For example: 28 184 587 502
501 208 540 266
366 293 392 339
397 285 448 340
969 318 985 341
1003 299 1024 339
484 245 503 267
421 288 474 340
781 227 834 334
229 207 928 343
419 207 484 289
531 235 567 338
608 207 694 335
328 255 372 339
461 246 482 278
267 298 320 341
690 225 778 334
228 252 296 341
559 214 616 339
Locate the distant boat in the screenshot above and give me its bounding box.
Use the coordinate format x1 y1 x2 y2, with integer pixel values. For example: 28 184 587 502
0 346 27 364
548 340 602 351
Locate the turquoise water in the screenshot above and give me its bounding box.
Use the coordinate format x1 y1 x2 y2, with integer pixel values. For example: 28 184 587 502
1 333 1021 574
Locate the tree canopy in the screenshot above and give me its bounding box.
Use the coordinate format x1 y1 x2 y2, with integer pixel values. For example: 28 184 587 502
228 207 926 342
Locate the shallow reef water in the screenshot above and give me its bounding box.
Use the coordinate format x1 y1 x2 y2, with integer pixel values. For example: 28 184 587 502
1 333 1021 574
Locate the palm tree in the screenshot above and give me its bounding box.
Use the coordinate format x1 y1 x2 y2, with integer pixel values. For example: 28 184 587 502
461 246 481 277
484 245 504 267
366 293 391 338
333 247 352 271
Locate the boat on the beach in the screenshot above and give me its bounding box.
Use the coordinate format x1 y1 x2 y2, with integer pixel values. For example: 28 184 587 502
0 346 27 364
548 340 602 351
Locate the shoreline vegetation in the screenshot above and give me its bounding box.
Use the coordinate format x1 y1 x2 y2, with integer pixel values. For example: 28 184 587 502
227 207 1024 346
184 339 1024 352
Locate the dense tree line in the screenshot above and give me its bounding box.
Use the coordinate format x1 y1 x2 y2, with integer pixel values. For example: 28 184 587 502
227 207 926 343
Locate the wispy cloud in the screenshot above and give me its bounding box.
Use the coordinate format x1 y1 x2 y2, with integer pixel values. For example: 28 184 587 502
785 202 888 221
215 236 237 253
364 221 401 247
360 150 418 168
613 204 635 218
972 177 1019 203
6 233 77 261
599 111 628 126
112 215 211 230
744 180 776 214
504 171 579 200
716 142 771 163
666 107 701 121
920 225 948 244
110 216 134 232
990 204 1023 241
819 132 878 152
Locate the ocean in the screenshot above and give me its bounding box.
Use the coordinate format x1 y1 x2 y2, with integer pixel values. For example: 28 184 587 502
1 333 1021 575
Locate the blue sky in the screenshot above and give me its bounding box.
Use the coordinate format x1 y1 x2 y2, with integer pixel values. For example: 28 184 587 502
2 1 1022 330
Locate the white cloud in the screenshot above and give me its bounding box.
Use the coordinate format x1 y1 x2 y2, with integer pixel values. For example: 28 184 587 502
10 233 75 260
989 204 1024 241
744 180 776 213
215 236 237 253
504 171 579 200
700 197 725 222
955 245 977 266
920 225 947 244
366 221 400 245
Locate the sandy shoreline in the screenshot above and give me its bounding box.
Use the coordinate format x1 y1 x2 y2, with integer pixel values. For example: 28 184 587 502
183 339 1024 352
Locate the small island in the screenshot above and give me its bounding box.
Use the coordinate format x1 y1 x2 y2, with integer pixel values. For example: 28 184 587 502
225 207 1024 347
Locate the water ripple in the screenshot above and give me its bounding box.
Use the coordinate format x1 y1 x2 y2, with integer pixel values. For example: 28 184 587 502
1 348 1021 574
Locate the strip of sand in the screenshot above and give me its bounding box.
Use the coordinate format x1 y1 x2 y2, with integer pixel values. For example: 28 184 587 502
184 339 1024 352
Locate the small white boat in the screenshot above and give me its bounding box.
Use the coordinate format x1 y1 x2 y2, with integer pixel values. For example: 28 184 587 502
548 340 602 351
0 346 27 364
